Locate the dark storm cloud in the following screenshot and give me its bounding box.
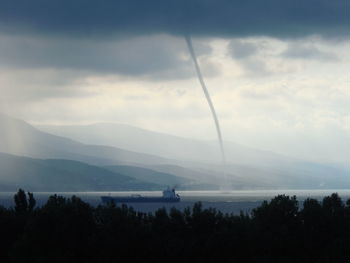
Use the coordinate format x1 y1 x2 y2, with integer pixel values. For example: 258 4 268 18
0 34 213 79
1 0 350 38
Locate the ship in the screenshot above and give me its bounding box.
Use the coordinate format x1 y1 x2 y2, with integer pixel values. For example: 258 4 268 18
101 187 180 203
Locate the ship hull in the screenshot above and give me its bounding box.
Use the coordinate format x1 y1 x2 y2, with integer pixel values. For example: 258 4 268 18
101 196 180 203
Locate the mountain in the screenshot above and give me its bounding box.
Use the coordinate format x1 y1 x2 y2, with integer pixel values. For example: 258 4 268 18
103 165 215 190
0 114 172 166
36 122 304 166
0 115 222 189
3 115 350 190
105 165 191 186
36 122 350 190
0 152 162 191
37 122 222 162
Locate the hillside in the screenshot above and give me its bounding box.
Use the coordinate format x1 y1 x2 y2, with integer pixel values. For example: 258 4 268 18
37 122 350 189
36 122 300 166
104 165 215 190
3 115 350 190
0 152 162 191
0 114 172 166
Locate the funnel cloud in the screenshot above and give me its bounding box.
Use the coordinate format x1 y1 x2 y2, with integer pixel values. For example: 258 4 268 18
185 35 226 169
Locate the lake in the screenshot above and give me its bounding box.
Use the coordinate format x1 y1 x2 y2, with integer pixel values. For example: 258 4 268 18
1 189 350 214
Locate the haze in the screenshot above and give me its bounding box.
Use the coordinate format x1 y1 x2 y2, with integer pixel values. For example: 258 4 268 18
1 0 350 190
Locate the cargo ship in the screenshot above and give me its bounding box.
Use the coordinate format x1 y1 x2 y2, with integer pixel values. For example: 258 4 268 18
101 187 180 203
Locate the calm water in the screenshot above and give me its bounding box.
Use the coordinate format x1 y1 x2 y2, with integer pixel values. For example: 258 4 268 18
1 189 350 214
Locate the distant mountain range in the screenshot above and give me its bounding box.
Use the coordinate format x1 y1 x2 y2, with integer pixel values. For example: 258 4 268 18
37 122 293 166
0 114 172 166
0 115 213 190
36 121 350 189
0 152 161 191
1 114 350 191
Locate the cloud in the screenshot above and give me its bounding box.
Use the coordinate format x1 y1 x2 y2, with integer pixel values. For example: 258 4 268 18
281 43 338 61
229 39 259 59
0 68 94 104
227 37 340 76
0 33 219 107
228 38 273 76
1 0 350 39
0 34 216 79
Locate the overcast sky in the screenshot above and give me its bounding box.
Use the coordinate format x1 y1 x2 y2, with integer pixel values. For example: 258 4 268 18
1 0 350 163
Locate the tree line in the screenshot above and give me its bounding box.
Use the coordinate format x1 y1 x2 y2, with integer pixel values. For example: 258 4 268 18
1 189 350 262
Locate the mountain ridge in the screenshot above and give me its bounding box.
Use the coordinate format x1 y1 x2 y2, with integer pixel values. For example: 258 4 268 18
3 114 350 190
0 114 174 166
36 122 305 166
0 152 163 191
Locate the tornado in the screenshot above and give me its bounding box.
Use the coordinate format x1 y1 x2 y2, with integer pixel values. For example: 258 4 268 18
185 35 227 170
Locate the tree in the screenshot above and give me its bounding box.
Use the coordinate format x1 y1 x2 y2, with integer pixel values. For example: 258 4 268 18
28 192 36 212
252 194 299 226
322 193 344 217
14 189 36 213
301 198 323 227
14 189 28 214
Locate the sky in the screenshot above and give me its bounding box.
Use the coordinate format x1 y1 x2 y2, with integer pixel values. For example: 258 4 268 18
1 0 350 163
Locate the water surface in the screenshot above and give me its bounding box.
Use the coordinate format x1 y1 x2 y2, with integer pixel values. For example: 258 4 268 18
1 189 350 214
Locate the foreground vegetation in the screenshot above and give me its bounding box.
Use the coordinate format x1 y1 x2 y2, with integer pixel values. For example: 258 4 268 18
1 190 350 262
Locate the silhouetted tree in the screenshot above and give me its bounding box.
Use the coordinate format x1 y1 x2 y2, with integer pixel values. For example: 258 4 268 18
252 194 299 226
322 193 344 217
301 198 323 224
27 192 36 212
5 189 350 263
13 189 36 214
252 195 301 261
14 189 28 214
